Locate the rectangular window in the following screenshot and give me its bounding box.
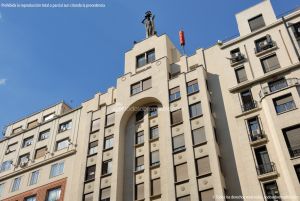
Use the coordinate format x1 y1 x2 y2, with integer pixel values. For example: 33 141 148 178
268 78 288 93
136 49 155 68
91 118 101 133
230 48 244 63
261 54 280 73
11 177 21 192
100 187 111 201
171 110 183 125
169 87 181 102
150 126 159 139
12 126 23 134
255 35 273 53
273 94 296 114
83 193 93 201
35 147 47 159
22 136 34 148
136 110 144 122
135 183 144 200
187 80 199 95
27 120 38 129
295 164 300 183
177 195 191 201
255 146 273 175
247 117 262 141
235 67 247 83
192 127 206 145
38 129 50 141
50 161 64 178
175 163 188 182
263 181 280 201
293 22 300 38
6 143 18 154
18 153 30 166
172 134 185 152
200 189 214 201
283 125 300 158
131 82 142 95
105 113 115 126
104 135 114 149
29 170 39 185
25 195 37 201
0 183 4 197
248 14 265 32
241 89 255 112
56 138 69 151
151 178 161 196
189 102 202 118
58 120 72 133
196 156 211 176
142 77 152 90
136 156 144 171
102 160 113 175
43 113 55 122
46 187 61 201
0 160 13 172
88 141 98 155
85 165 96 181
148 105 158 117
150 150 160 166
131 78 152 95
136 131 144 144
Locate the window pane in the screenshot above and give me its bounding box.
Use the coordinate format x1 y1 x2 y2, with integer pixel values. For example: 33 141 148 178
56 139 69 151
47 188 61 201
58 121 72 133
50 162 64 178
261 55 280 73
35 147 47 159
91 119 101 132
11 177 21 192
151 178 161 196
88 141 98 155
25 195 37 201
83 193 93 201
43 113 55 122
170 87 181 101
104 135 114 149
171 110 183 125
136 110 144 122
196 156 211 176
187 80 199 94
175 163 188 182
135 183 144 200
102 160 112 175
39 129 50 141
0 160 13 172
147 49 155 63
192 127 206 145
100 187 111 199
200 189 215 201
136 131 144 144
173 134 185 152
189 103 202 118
273 94 295 113
249 15 265 32
284 125 300 157
136 156 144 171
85 165 96 181
29 170 39 185
149 105 158 117
151 151 160 165
294 165 300 183
106 113 115 126
235 67 247 83
142 78 152 90
131 82 142 95
22 136 33 148
137 54 146 68
150 126 159 139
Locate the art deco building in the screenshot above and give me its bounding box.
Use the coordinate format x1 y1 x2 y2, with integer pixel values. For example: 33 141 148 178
0 0 300 200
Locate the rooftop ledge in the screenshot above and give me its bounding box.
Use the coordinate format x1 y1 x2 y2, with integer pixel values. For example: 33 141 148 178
229 62 300 93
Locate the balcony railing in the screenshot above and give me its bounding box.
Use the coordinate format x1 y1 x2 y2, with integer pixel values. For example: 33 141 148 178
230 53 245 65
255 41 276 54
259 78 300 99
249 130 266 142
241 100 258 112
256 162 276 175
288 145 300 158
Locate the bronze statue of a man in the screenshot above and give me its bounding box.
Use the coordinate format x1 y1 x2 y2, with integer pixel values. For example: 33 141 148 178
142 11 156 38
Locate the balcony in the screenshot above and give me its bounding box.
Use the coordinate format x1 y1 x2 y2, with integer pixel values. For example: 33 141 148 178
288 145 300 158
259 78 300 99
256 162 278 180
230 53 246 67
248 130 267 146
241 100 258 113
255 40 277 56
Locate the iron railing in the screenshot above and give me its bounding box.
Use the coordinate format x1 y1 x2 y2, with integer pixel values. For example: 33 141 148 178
241 100 258 112
255 41 277 54
249 130 266 142
256 162 276 175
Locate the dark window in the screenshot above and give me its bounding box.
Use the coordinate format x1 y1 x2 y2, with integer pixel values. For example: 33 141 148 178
85 165 96 181
105 113 115 126
235 67 247 83
136 110 144 122
35 147 47 159
135 156 144 171
249 14 265 32
294 164 300 183
263 181 281 201
240 89 256 112
100 187 110 201
172 134 185 152
255 35 274 53
22 136 33 148
255 146 273 175
136 49 155 68
175 163 188 182
104 135 114 150
38 129 50 141
283 125 300 158
151 178 161 196
273 94 296 114
102 160 112 175
88 141 98 155
150 126 159 139
131 78 152 95
169 87 181 102
247 117 263 141
268 78 288 93
261 54 280 73
192 127 206 145
136 131 144 144
187 80 199 95
58 120 72 133
148 105 158 117
230 48 244 63
91 118 101 133
171 110 183 125
135 183 144 200
293 22 300 38
189 102 202 118
196 156 211 176
150 150 160 166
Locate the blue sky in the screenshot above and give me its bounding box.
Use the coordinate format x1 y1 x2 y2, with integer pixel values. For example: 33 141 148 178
0 0 299 133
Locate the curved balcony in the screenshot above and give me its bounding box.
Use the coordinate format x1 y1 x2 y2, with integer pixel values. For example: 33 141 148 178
259 78 300 99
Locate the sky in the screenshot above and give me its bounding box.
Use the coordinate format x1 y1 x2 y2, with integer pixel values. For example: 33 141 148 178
0 0 299 134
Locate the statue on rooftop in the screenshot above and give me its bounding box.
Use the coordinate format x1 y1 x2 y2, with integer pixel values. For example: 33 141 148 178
142 11 156 38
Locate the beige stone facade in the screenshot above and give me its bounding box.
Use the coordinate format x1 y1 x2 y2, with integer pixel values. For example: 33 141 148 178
1 0 300 200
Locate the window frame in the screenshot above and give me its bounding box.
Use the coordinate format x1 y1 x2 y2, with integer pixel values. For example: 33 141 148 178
136 49 155 68
273 93 296 114
248 14 266 32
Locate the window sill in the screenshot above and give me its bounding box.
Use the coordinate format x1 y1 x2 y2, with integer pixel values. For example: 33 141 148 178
90 129 100 134
169 97 181 103
134 143 144 148
190 114 203 121
171 121 184 127
58 129 71 134
131 87 152 97
174 179 189 185
193 141 208 148
173 147 186 154
255 45 278 57
187 90 199 96
103 147 113 152
101 173 112 178
276 107 297 115
150 194 161 199
148 114 158 119
87 153 98 157
134 169 145 174
196 172 212 179
104 124 115 129
84 178 95 183
149 137 159 143
150 163 160 169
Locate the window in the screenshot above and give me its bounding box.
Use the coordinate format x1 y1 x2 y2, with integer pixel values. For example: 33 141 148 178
175 163 188 182
255 146 273 175
58 120 72 133
192 127 206 145
6 143 17 154
131 78 152 95
135 183 144 200
91 118 100 133
150 150 160 166
12 126 23 134
46 187 61 201
230 48 244 63
235 67 247 83
50 161 64 178
240 89 255 112
135 156 144 171
85 165 96 181
151 178 161 196
169 87 181 102
247 117 262 141
11 177 21 192
102 160 112 175
25 195 37 201
43 113 55 122
136 49 155 68
171 110 183 125
148 105 158 117
83 193 93 201
187 80 199 95
105 113 115 126
136 110 144 122
263 181 280 201
273 94 296 114
268 78 288 93
293 22 300 38
172 134 185 152
22 136 34 148
104 135 114 149
283 125 300 158
136 131 144 144
0 183 4 197
18 153 30 166
248 14 265 32
100 187 111 201
0 160 13 172
189 102 202 118
255 35 274 53
38 129 50 141
200 189 214 201
261 54 280 73
35 147 47 159
56 138 69 151
27 120 38 129
196 156 211 176
295 164 300 183
29 170 39 185
88 141 98 155
177 195 191 201
150 126 159 139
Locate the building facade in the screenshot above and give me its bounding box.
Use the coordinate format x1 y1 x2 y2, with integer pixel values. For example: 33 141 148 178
1 0 300 200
